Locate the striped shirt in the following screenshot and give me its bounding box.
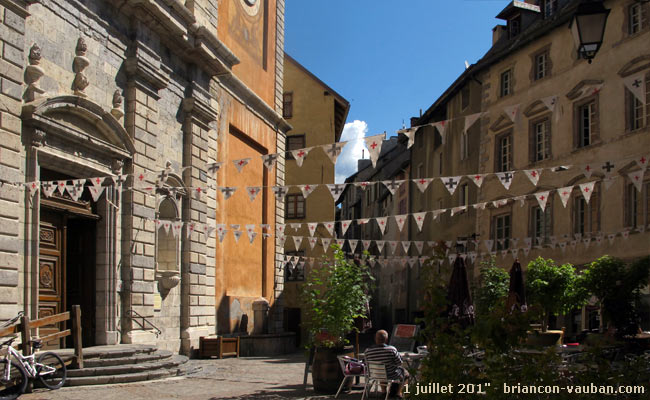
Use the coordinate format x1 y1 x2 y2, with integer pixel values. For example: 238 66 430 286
364 344 403 379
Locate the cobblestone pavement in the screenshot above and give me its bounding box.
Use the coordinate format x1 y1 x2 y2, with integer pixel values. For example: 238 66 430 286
20 353 363 400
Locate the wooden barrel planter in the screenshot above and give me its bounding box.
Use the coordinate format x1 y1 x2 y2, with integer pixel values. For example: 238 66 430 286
312 345 353 393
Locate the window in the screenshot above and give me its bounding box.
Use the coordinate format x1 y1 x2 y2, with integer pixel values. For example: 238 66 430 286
530 117 551 162
543 0 558 18
573 189 600 235
626 182 639 228
508 15 521 38
399 198 407 215
439 153 443 175
460 131 469 161
496 132 513 172
530 205 552 244
286 135 305 160
500 69 513 97
459 183 469 207
628 3 646 35
492 213 511 250
286 194 305 219
285 251 305 281
461 85 470 110
626 74 650 131
282 92 293 119
417 163 424 179
534 51 549 81
156 197 180 273
576 99 597 148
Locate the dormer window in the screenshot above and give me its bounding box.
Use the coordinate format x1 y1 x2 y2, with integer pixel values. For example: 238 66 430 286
509 14 521 38
542 0 558 18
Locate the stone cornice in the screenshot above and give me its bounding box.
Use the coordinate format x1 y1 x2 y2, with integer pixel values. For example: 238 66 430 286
125 41 171 93
182 82 219 124
0 0 32 18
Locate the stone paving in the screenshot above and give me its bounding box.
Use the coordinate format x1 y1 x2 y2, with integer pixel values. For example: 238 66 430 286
20 352 362 400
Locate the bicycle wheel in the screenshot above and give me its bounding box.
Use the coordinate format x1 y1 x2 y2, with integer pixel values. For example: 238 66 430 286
0 359 27 400
36 352 66 389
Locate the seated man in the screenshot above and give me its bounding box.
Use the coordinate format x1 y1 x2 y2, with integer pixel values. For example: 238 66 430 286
364 329 409 398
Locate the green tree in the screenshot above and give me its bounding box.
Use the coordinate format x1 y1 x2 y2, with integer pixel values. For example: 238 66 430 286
473 256 509 318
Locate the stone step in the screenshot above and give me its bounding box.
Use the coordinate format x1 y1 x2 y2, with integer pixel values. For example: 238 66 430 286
82 350 173 368
66 354 188 378
52 344 158 361
65 366 181 387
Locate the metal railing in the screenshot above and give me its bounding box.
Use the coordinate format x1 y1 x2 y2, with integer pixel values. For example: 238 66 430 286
125 309 162 337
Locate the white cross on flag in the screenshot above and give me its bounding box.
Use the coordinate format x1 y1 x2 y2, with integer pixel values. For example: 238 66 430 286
348 240 359 252
463 112 483 134
541 95 558 112
289 223 301 232
496 172 515 190
308 237 317 250
376 240 386 253
414 241 424 255
322 142 347 164
388 241 398 255
307 223 318 237
636 155 648 170
557 186 573 208
233 158 251 173
607 233 616 245
397 127 418 148
401 241 411 254
412 212 427 232
339 220 352 236
364 133 386 168
362 240 372 251
299 184 316 199
246 187 261 202
261 154 278 171
624 73 646 104
524 169 542 186
394 215 407 232
232 230 243 243
469 174 485 188
290 148 311 167
375 217 388 235
413 178 433 193
504 104 520 122
432 120 448 144
323 222 335 236
579 182 596 204
382 180 404 196
535 191 551 212
321 238 331 251
41 181 56 198
206 162 223 177
326 184 346 202
220 187 237 200
272 186 288 200
628 170 645 192
442 176 462 195
292 236 303 250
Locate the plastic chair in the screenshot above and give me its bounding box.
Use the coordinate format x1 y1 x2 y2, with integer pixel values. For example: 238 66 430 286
361 361 402 400
334 355 366 398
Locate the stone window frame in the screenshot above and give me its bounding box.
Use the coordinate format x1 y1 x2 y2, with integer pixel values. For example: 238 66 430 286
529 44 553 82
572 183 601 236
573 93 600 149
282 92 293 119
494 129 513 172
155 194 182 275
624 175 650 228
528 199 554 245
542 0 558 19
460 130 469 161
286 134 305 160
625 72 650 132
624 1 648 36
500 68 514 98
458 183 469 208
528 113 552 163
491 211 512 251
286 193 305 219
285 250 305 282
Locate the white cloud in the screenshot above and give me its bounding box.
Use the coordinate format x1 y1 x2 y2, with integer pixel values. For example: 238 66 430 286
335 120 368 183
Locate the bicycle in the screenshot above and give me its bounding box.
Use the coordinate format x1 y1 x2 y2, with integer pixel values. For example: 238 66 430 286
0 335 67 400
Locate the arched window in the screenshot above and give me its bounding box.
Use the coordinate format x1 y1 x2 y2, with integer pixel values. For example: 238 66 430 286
157 197 180 272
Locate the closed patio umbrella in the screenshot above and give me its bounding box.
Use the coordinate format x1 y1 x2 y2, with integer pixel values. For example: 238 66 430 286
447 256 474 326
506 260 527 312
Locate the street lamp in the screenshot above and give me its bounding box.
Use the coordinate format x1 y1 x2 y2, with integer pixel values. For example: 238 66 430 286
569 0 611 63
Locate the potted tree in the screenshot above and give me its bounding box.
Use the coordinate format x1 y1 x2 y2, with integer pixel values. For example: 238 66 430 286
301 245 373 393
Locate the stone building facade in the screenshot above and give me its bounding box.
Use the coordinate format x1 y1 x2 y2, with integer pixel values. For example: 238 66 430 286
0 0 289 355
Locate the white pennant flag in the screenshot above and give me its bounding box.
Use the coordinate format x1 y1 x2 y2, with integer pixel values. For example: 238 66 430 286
204 224 217 238
171 221 183 238
376 217 388 235
397 127 418 149
603 176 617 191
448 253 457 265
376 240 386 253
394 215 407 232
583 238 591 249
541 95 558 112
524 169 542 186
469 174 485 188
323 221 335 236
357 218 370 225
307 223 318 237
442 176 462 195
516 196 526 207
111 175 128 196
261 154 278 171
340 220 352 236
512 248 519 259
493 199 509 208
272 186 288 200
636 155 648 170
496 172 515 190
322 142 347 164
574 232 582 241
25 181 39 198
401 241 411 254
504 104 520 122
90 176 105 190
278 234 287 247
233 230 243 243
56 180 67 195
289 223 302 232
41 181 56 198
414 241 424 255
246 187 262 202
364 133 386 168
230 224 241 231
473 202 487 210
355 181 374 190
335 238 345 248
628 170 645 192
292 236 303 250
206 161 223 177
153 219 161 231
326 184 346 202
245 224 257 243
413 178 433 193
276 224 285 235
220 187 237 200
432 120 448 144
233 158 251 173
579 182 596 204
412 212 427 232
193 187 206 201
260 224 270 231
582 164 595 179
408 257 418 268
362 240 372 251
607 233 616 245
382 180 404 196
88 185 104 201
535 191 551 212
308 237 317 250
321 237 332 251
67 179 86 201
217 228 228 243
431 209 446 220
624 73 646 104
451 206 467 217
595 235 603 246
299 184 317 199
622 230 630 240
290 148 312 167
348 239 359 252
388 241 398 255
463 112 483 133
484 240 494 252
558 186 573 208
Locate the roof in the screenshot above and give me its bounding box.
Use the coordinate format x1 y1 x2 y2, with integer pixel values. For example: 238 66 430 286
284 54 351 142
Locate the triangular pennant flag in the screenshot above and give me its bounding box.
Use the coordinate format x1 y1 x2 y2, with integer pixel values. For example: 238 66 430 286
484 240 494 252
628 170 645 192
193 187 206 201
272 186 288 200
323 221 335 236
364 133 386 168
354 181 374 190
512 248 519 258
473 202 487 210
376 217 388 235
299 184 317 199
469 174 485 188
326 184 346 202
432 209 447 220
595 235 603 246
218 187 236 200
245 224 257 244
622 230 630 240
492 199 509 208
246 187 261 202
292 236 303 250
468 252 477 264
290 148 312 167
88 185 104 201
67 179 86 201
541 95 558 112
382 179 404 196
41 181 56 198
321 237 332 250
579 182 596 204
388 241 398 255
308 237 318 250
322 142 347 164
574 232 582 241
394 215 407 232
442 176 462 195
204 224 217 238
357 218 370 225
408 257 418 268
510 238 519 248
233 158 251 173
230 224 241 231
412 212 427 232
162 220 172 234
504 104 520 122
155 168 170 188
607 233 616 245
90 176 105 189
524 169 542 186
523 247 530 257
154 219 162 231
419 256 429 266
397 127 417 149
335 238 345 248
623 72 646 104
496 172 515 190
448 253 457 265
376 240 386 253
185 222 195 239
111 175 128 194
340 220 352 236
276 224 285 235
451 206 467 217
362 240 371 251
636 155 648 170
413 178 433 193
569 240 577 250
261 154 278 171
278 234 287 247
582 164 595 179
583 238 590 249
401 241 411 254
217 228 228 243
602 176 617 191
260 224 271 231
501 250 508 258
56 180 67 195
206 161 223 177
463 112 483 133
368 258 377 268
233 230 243 243
599 161 617 178
412 241 423 255
639 225 645 233
557 186 573 208
524 237 532 249
26 181 39 198
535 191 551 212
432 120 448 144
348 239 359 252
289 223 302 232
559 242 567 253
307 223 318 237
171 221 183 238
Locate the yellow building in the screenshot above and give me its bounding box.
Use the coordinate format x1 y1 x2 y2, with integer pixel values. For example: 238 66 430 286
280 54 350 343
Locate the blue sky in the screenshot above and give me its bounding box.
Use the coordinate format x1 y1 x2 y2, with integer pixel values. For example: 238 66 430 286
284 0 508 181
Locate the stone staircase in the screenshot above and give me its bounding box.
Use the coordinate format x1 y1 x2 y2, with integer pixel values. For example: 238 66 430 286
52 344 197 386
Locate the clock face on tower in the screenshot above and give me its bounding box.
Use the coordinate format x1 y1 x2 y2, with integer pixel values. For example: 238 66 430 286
240 0 261 16
230 0 266 65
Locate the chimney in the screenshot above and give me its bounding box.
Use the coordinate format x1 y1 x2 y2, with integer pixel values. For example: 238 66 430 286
492 25 507 45
357 159 372 171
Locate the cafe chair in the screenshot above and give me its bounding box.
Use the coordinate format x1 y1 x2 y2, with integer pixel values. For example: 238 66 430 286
335 355 366 398
361 361 401 400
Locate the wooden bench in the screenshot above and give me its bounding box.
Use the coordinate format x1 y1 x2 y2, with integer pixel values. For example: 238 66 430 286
199 336 240 359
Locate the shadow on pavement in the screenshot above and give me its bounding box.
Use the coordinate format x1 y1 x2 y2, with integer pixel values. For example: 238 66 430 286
209 383 360 399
